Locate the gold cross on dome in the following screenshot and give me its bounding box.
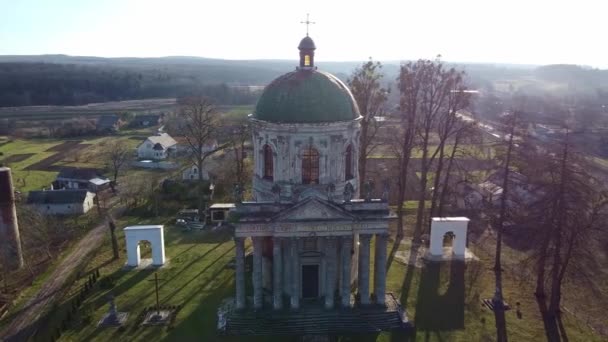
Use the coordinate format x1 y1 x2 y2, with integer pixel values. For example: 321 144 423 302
300 13 315 36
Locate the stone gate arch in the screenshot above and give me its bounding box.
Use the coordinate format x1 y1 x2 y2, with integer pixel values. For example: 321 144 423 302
429 217 469 260
125 225 166 267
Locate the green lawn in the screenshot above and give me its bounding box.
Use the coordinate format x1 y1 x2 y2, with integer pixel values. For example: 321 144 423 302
46 217 604 342
0 134 150 192
0 139 63 192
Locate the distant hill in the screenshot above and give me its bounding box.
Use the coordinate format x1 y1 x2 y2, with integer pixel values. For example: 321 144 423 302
0 55 606 107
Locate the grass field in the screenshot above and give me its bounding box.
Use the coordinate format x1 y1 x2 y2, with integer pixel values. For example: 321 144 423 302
0 133 148 193
43 214 605 342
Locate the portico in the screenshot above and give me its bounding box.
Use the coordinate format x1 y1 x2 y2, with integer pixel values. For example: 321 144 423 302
233 197 390 311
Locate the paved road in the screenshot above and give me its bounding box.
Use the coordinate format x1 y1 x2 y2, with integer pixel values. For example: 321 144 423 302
0 207 123 342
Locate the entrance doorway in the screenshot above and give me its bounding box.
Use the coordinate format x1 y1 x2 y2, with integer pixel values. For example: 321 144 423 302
301 264 319 298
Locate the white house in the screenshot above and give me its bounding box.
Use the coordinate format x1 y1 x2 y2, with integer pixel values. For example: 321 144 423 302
54 167 111 192
27 189 96 215
182 164 210 181
137 133 178 160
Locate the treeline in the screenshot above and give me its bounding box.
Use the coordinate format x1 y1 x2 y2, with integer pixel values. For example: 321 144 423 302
0 62 263 107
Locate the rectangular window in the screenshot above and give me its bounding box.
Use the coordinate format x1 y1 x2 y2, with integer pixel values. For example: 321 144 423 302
304 55 310 66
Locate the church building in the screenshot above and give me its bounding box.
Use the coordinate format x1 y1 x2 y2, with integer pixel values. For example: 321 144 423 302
223 33 407 335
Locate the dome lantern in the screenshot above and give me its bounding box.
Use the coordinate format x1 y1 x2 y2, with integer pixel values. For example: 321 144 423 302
298 36 316 70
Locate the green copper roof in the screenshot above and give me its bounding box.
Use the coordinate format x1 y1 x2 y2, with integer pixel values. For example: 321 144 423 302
254 70 361 123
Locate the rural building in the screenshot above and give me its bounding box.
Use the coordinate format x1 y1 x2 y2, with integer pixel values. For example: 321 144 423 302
209 203 235 223
96 115 123 133
181 164 210 181
54 167 111 192
131 114 162 127
27 189 96 215
137 133 177 160
222 35 403 335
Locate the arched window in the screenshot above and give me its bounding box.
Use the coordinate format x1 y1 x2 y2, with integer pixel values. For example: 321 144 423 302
302 147 319 184
263 144 273 180
345 145 353 180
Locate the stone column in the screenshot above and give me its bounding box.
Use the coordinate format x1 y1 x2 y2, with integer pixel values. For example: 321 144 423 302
252 237 263 310
374 233 388 306
358 234 371 305
290 238 300 310
324 237 337 309
234 237 246 310
283 239 291 296
340 236 353 308
273 237 283 310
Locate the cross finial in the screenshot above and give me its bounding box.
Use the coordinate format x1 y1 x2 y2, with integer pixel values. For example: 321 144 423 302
300 13 315 36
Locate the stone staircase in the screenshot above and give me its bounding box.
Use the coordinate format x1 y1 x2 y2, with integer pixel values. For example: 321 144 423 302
222 294 412 336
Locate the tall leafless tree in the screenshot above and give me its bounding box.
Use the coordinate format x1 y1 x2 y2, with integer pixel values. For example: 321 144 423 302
102 140 132 183
411 58 468 242
178 96 228 216
347 59 388 191
391 61 422 238
228 123 250 186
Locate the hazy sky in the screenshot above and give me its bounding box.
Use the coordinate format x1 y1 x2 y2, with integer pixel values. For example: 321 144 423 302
1 0 606 67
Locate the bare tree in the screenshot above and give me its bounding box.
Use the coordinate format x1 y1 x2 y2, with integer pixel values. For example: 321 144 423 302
410 58 467 242
391 61 422 238
102 140 132 183
228 123 249 186
178 96 228 216
107 217 119 260
428 84 471 221
347 59 388 191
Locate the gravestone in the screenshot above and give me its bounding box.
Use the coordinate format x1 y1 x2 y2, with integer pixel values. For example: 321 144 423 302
98 295 128 327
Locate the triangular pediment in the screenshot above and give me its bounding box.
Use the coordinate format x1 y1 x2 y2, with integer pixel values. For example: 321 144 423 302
272 197 354 222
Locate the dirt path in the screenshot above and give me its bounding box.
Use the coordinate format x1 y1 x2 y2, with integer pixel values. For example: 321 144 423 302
0 206 124 342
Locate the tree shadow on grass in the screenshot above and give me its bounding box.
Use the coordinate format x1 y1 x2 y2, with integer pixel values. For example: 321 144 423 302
414 261 465 334
386 236 403 273
535 296 563 342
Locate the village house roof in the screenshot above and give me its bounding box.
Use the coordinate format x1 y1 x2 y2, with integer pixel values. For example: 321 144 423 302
56 167 105 181
145 133 177 150
27 189 92 204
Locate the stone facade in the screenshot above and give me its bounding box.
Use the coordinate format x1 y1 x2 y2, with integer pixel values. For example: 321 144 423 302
251 118 360 202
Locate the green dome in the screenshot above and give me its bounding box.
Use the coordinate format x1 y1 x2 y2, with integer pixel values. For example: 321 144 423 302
254 70 361 123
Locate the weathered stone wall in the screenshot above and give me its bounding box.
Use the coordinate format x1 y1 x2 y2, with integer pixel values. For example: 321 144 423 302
250 118 361 201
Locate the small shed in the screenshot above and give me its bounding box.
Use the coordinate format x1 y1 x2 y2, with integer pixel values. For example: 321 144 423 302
209 203 236 223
